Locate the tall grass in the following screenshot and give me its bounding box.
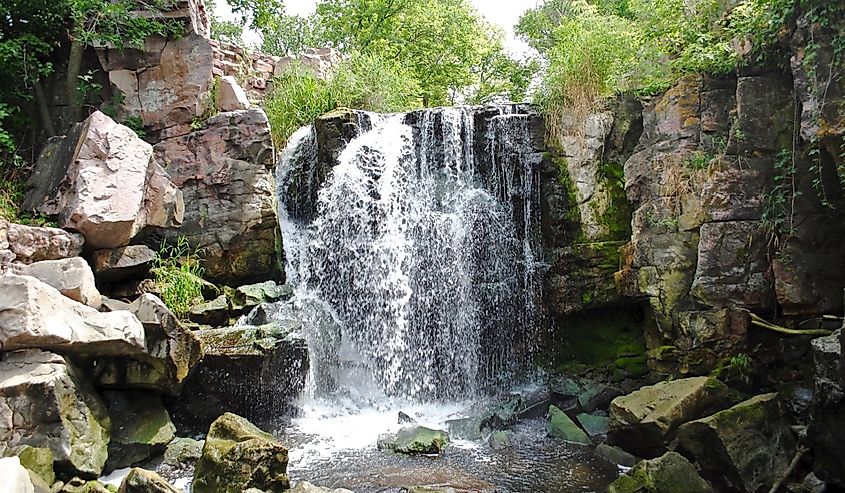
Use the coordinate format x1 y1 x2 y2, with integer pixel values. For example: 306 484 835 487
154 236 205 318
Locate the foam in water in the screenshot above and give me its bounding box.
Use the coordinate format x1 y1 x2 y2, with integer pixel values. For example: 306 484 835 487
276 106 542 404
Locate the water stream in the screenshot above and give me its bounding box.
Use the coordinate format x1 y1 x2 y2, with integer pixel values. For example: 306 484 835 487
271 105 619 492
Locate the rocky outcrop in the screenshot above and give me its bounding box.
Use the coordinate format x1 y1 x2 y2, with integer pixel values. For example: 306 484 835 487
0 350 110 479
168 322 307 432
154 109 280 284
608 452 713 493
377 426 450 455
677 393 796 493
0 274 145 356
2 221 84 265
608 376 734 458
88 294 202 393
807 330 845 486
24 111 183 249
12 257 102 307
192 412 290 493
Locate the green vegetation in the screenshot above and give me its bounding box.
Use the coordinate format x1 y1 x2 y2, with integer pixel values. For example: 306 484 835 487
154 236 206 319
761 149 798 250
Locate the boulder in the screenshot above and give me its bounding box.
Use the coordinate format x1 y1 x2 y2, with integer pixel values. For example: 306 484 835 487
377 426 450 455
607 452 713 493
217 76 250 112
289 481 354 493
91 245 158 283
0 456 35 493
104 391 176 472
807 330 845 486
24 111 182 249
14 445 55 486
232 282 292 310
59 478 113 492
576 413 609 437
0 274 145 356
154 109 280 285
608 376 733 458
546 405 591 445
677 393 796 493
88 294 202 394
168 322 306 432
595 443 640 467
161 437 204 466
188 295 231 326
0 351 110 478
3 221 84 264
12 257 101 307
119 468 183 493
445 395 522 440
192 413 290 493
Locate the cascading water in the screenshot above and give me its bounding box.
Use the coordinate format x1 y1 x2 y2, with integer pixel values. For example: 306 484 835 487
276 105 544 403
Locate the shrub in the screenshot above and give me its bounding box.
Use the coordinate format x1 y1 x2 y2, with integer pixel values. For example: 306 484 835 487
154 236 205 318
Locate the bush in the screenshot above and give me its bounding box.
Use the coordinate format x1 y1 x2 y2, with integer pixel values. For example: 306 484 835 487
154 236 205 319
263 53 421 147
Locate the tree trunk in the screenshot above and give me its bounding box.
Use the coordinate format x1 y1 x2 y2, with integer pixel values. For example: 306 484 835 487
33 80 56 138
65 39 85 128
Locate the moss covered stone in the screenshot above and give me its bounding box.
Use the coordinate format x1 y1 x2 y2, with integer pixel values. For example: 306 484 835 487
546 405 592 445
104 391 176 472
608 452 713 493
15 446 54 485
377 426 450 455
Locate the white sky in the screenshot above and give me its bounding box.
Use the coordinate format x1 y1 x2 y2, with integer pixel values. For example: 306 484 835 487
216 0 538 57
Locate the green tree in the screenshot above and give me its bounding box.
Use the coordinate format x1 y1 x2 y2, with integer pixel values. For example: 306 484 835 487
259 13 322 56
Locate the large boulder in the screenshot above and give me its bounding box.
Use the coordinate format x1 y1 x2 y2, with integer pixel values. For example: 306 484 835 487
0 274 145 356
607 452 713 493
168 322 306 432
677 393 796 493
806 330 845 486
24 111 182 249
2 221 84 264
377 426 450 455
154 109 280 285
12 257 101 307
608 376 733 458
119 468 183 493
0 456 36 493
192 413 290 493
91 245 158 283
87 294 202 393
0 351 111 479
104 391 176 472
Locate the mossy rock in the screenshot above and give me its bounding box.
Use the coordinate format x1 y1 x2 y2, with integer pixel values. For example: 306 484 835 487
193 413 290 493
377 426 450 455
608 452 713 493
119 468 182 493
546 405 591 445
14 445 55 485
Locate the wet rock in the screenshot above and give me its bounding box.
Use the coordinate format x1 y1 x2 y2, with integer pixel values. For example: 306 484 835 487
445 395 522 440
0 456 36 493
87 294 202 393
607 452 714 493
162 437 204 466
576 413 609 437
289 481 355 493
154 109 280 285
398 411 416 424
577 381 622 412
546 405 591 445
4 221 84 264
488 431 512 450
549 375 582 412
608 376 733 458
25 111 182 249
104 391 176 472
232 282 293 311
595 443 640 468
217 76 250 112
193 413 290 493
0 351 110 479
377 426 450 455
91 246 157 283
0 274 145 356
119 468 183 493
188 295 231 327
12 257 101 307
677 393 796 493
805 330 844 486
169 322 307 432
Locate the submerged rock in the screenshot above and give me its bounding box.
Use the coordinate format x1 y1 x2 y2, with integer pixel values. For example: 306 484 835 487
377 426 450 455
594 443 640 468
169 322 307 432
0 350 110 479
678 393 796 493
119 468 183 493
608 376 733 458
608 452 713 493
546 405 591 445
0 274 145 356
193 413 290 493
104 391 176 472
488 431 512 450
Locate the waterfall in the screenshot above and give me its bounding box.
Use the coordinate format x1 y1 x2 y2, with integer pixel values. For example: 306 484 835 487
276 105 544 403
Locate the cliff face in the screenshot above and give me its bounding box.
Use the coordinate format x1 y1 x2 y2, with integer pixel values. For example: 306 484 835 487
542 7 845 377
